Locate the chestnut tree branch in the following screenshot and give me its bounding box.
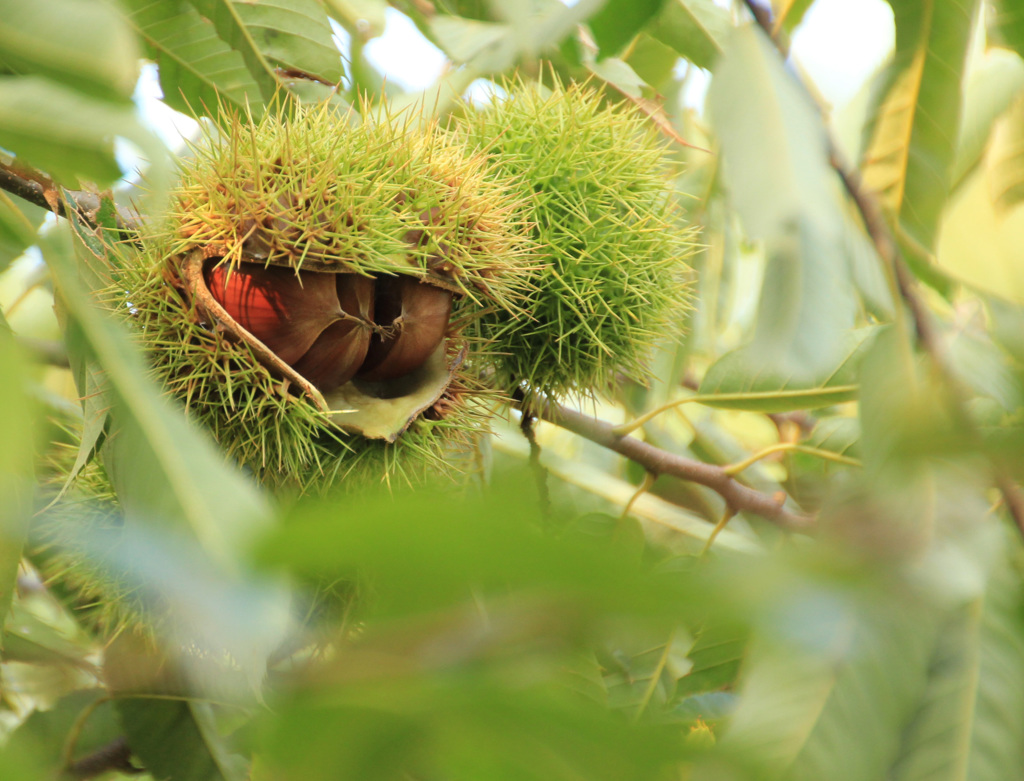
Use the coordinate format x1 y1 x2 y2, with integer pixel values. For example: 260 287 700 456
520 396 815 532
0 160 139 235
741 0 1024 538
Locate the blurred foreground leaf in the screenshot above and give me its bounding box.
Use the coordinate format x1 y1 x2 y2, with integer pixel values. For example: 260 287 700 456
118 699 248 781
709 25 859 381
0 324 34 642
0 0 140 101
889 539 1024 781
0 76 161 187
45 225 272 567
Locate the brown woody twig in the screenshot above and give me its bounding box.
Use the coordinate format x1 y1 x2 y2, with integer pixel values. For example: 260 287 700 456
0 161 139 235
521 396 815 532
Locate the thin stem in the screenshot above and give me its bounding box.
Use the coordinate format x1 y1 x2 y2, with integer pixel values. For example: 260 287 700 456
518 402 551 521
723 443 861 477
613 386 858 437
701 506 737 556
621 471 656 520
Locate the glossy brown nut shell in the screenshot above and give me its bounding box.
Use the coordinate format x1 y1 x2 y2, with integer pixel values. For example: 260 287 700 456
203 262 344 366
292 275 375 392
358 276 453 382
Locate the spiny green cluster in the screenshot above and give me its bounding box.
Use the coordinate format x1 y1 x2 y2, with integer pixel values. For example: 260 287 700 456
163 101 535 309
110 236 480 494
456 80 696 403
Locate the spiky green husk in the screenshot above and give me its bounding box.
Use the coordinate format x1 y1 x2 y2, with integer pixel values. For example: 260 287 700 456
456 80 696 403
109 237 486 494
106 99 539 493
160 101 535 310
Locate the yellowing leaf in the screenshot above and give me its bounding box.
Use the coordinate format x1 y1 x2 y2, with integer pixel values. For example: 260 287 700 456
859 0 975 250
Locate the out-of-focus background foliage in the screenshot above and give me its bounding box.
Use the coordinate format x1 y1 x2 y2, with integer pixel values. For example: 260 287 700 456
3 0 1024 779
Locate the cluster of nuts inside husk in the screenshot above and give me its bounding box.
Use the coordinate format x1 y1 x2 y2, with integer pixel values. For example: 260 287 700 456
113 84 691 488
202 263 452 392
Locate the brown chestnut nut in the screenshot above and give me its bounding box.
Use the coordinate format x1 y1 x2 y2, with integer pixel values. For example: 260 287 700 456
358 276 453 382
204 262 376 392
292 275 375 392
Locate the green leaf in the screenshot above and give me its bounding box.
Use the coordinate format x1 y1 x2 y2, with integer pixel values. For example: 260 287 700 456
721 571 937 780
946 327 1020 413
257 475 695 623
426 0 606 74
950 48 1024 193
183 0 286 101
587 57 647 98
53 362 109 503
604 630 694 718
2 602 95 669
0 734 50 781
588 0 665 58
648 0 730 71
16 691 121 775
993 0 1024 60
186 0 343 101
122 0 264 117
43 224 273 571
860 0 976 250
985 93 1024 212
708 25 861 380
0 76 163 188
936 160 1024 304
803 416 861 458
118 699 249 781
429 15 509 65
262 674 684 781
771 0 816 33
985 292 1024 364
0 325 34 646
675 623 747 699
228 0 344 83
709 24 838 241
857 325 966 476
889 538 1024 781
624 33 682 90
697 327 876 413
0 191 42 273
0 0 140 101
